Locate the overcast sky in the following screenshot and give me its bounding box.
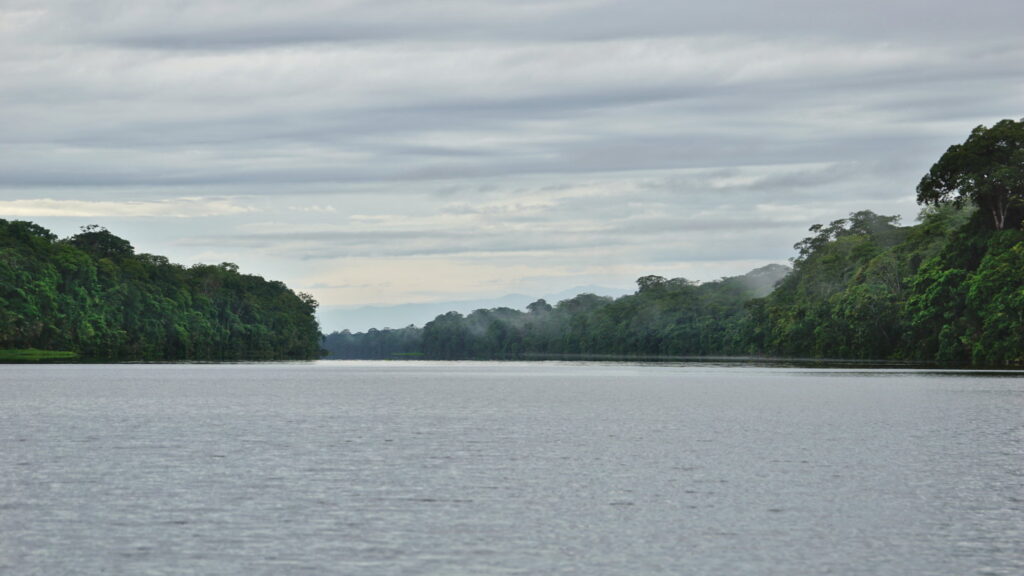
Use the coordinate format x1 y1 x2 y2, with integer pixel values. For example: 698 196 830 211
2 0 1022 329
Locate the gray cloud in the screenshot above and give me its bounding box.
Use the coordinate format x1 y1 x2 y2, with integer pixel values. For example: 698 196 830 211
2 0 1021 309
16 1 1021 49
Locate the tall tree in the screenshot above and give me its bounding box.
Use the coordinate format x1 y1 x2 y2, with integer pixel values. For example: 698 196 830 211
917 118 1024 230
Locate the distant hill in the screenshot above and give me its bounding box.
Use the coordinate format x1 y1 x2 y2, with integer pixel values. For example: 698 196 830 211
733 263 791 298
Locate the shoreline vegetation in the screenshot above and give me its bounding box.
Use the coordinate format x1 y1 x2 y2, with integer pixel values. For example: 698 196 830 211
323 203 1022 367
323 120 1024 367
5 120 1023 366
0 348 79 362
0 222 322 362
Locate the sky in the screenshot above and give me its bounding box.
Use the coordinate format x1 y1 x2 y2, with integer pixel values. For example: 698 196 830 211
2 0 1022 331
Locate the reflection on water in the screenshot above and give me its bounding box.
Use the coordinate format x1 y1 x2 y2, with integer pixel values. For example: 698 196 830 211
2 362 1022 575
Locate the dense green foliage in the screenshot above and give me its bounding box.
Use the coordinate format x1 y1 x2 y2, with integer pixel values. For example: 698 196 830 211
0 220 322 360
323 205 1023 366
755 207 960 359
0 348 78 361
761 203 1024 365
917 118 1024 231
325 119 1024 366
322 264 790 360
324 325 424 359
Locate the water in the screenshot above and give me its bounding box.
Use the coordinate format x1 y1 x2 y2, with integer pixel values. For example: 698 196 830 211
1 362 1022 575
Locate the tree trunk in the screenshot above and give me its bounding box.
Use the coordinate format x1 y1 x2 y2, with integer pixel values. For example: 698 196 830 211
991 196 1007 230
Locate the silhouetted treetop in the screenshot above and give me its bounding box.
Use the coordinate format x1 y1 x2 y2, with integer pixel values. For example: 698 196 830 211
917 118 1024 230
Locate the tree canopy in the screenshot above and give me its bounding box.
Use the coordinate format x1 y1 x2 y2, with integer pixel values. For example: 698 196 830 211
917 118 1024 230
0 220 323 360
318 121 1024 367
324 203 1024 366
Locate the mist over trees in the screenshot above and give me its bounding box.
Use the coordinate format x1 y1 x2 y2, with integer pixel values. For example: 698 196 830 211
324 203 1022 366
324 119 1024 366
0 221 322 360
322 264 791 360
6 120 1023 365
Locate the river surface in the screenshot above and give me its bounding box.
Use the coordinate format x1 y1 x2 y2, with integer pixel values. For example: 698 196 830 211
2 362 1022 575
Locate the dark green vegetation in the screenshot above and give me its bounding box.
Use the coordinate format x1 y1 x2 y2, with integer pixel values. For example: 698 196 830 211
0 221 321 361
0 348 78 362
324 119 1024 366
917 118 1024 231
323 264 789 360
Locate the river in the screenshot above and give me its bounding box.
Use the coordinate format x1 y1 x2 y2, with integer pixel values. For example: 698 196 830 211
2 361 1022 574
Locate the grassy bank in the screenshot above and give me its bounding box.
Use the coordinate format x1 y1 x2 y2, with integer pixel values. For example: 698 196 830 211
0 348 79 362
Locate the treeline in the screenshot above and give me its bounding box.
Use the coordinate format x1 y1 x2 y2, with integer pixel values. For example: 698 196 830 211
323 206 1022 366
0 221 322 360
747 206 1017 363
324 119 1024 366
322 264 789 360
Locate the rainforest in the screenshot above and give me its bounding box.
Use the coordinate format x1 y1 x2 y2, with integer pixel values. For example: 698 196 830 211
322 205 1022 366
324 120 1024 366
4 120 1024 365
0 222 322 360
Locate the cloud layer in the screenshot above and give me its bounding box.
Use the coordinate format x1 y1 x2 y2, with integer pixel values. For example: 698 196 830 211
2 0 1022 325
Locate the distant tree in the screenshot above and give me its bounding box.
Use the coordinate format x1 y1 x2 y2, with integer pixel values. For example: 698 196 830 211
917 118 1024 230
297 292 319 313
422 311 469 359
526 299 553 315
67 225 135 258
556 293 613 315
635 275 668 294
